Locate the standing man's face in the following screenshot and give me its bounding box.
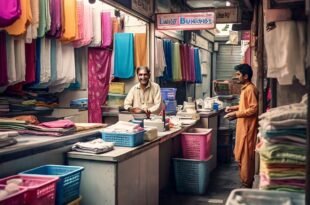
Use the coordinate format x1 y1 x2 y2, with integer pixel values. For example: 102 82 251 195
235 71 248 84
138 69 150 86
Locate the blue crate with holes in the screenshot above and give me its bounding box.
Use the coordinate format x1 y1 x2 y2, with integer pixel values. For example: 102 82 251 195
173 156 212 194
20 165 84 205
161 88 177 100
101 130 145 147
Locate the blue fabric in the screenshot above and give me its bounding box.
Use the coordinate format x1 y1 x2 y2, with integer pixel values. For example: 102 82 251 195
194 48 202 84
114 33 134 79
163 39 172 81
50 39 57 83
35 38 41 84
68 48 82 90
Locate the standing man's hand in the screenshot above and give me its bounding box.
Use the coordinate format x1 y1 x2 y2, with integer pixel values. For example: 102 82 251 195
225 106 233 113
224 112 237 121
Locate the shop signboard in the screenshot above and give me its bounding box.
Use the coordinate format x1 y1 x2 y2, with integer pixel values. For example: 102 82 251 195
156 12 215 30
215 7 240 23
132 0 154 18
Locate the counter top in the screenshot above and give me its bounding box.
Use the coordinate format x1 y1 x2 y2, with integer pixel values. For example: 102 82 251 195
67 123 196 163
198 108 224 118
0 129 104 163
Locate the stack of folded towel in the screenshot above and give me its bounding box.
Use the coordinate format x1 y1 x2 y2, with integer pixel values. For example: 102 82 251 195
72 139 114 154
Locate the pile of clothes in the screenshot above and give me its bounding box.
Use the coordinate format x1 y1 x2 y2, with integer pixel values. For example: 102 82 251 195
103 121 144 133
256 95 307 193
72 139 114 154
0 131 18 148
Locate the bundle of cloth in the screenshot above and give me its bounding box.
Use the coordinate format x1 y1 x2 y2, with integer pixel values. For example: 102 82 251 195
72 138 114 154
0 131 18 148
103 121 144 133
256 94 307 193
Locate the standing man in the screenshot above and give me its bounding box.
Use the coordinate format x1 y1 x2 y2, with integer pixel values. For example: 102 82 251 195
225 64 258 188
124 66 162 115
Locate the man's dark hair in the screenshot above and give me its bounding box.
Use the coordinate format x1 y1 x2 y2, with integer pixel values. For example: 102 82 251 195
136 66 150 74
234 64 253 81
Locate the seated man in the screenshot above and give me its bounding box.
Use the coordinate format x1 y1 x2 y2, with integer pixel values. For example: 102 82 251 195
124 66 162 116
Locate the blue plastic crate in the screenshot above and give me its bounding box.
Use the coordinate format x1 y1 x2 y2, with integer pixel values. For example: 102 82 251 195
161 88 177 100
20 165 84 205
173 156 212 194
164 100 177 112
101 130 144 147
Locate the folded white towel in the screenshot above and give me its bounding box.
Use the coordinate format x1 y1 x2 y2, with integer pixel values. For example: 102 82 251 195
72 139 114 154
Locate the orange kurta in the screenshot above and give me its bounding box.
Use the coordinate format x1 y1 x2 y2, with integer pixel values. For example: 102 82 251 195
234 82 258 187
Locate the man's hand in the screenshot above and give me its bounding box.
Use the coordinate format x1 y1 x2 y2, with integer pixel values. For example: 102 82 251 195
224 112 237 121
129 107 145 114
225 106 233 113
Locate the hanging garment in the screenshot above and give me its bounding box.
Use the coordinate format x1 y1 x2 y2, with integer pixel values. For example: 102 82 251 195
154 38 166 77
14 38 26 84
89 2 102 47
134 33 148 68
37 0 48 37
61 0 77 42
49 40 63 87
73 0 84 42
69 48 83 89
189 46 195 82
180 44 188 81
114 33 134 79
88 48 112 123
5 0 32 36
163 39 172 81
39 37 51 84
6 35 16 85
101 12 112 48
264 21 306 85
172 42 182 81
194 48 202 84
25 41 36 84
0 32 8 86
306 16 310 70
25 0 39 43
0 0 21 27
46 0 61 37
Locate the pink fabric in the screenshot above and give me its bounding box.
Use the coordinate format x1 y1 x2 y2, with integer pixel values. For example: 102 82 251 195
189 46 195 82
88 48 112 123
40 119 75 128
101 12 112 48
0 0 21 27
25 41 36 84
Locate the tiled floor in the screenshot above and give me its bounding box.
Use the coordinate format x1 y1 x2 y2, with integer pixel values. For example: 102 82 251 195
159 162 240 205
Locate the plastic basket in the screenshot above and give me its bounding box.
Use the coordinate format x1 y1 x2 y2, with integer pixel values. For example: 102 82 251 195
101 130 144 147
109 82 125 94
0 175 58 205
181 128 212 160
20 165 84 205
67 196 81 205
107 94 126 107
164 100 177 112
161 88 177 100
225 189 305 205
173 156 212 195
0 184 27 205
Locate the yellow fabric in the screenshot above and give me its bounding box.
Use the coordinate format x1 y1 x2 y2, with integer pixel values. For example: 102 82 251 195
61 0 77 42
124 82 162 114
234 82 258 186
134 33 148 67
5 0 33 35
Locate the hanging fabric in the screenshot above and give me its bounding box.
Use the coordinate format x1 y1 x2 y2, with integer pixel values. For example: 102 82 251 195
0 32 8 86
134 33 148 68
154 38 166 77
180 44 188 81
39 37 51 84
114 33 134 78
0 0 21 27
88 48 112 123
6 35 17 85
69 48 83 89
5 0 32 36
61 0 77 42
25 0 39 43
35 38 41 84
37 0 50 38
101 12 112 48
189 46 195 82
49 40 63 88
89 1 102 47
194 48 202 84
163 39 172 81
25 41 36 84
172 42 182 81
47 0 62 38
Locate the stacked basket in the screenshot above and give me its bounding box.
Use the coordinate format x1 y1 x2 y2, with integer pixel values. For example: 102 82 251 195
161 88 177 114
173 128 213 194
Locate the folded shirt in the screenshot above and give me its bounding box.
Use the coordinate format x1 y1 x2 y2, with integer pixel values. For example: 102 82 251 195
72 138 114 154
39 119 75 128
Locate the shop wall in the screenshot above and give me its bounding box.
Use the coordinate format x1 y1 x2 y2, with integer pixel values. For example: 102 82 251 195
277 81 307 106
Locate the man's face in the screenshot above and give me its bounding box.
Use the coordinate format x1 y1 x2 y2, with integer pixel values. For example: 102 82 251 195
235 71 247 84
138 69 150 86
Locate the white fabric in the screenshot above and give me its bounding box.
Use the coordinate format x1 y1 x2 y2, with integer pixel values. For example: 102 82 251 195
7 36 17 85
49 40 63 86
154 38 166 77
14 38 26 83
40 38 51 83
80 47 88 89
25 0 39 43
72 138 114 154
103 121 141 133
264 21 306 85
89 1 102 47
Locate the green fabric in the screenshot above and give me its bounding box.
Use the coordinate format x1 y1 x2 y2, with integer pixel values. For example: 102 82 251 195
263 128 307 138
262 186 305 193
172 43 182 81
38 0 47 37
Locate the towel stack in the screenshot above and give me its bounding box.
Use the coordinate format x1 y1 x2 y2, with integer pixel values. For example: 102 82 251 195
256 95 307 193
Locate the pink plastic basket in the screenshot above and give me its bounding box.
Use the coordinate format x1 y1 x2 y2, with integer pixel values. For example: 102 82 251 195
0 185 27 205
181 128 212 160
0 175 58 205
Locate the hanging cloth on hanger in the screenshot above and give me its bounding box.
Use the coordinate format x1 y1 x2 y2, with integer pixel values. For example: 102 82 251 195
61 0 77 42
134 33 148 68
189 46 195 82
88 48 112 123
163 39 172 81
172 42 182 81
154 38 166 77
194 48 202 84
37 0 50 37
0 32 8 86
101 12 112 48
25 40 36 84
180 44 188 81
25 0 39 43
5 0 32 36
0 0 21 27
114 33 134 78
47 0 62 38
89 1 102 47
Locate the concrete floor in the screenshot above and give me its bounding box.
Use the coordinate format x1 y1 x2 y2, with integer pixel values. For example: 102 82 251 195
159 162 240 205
